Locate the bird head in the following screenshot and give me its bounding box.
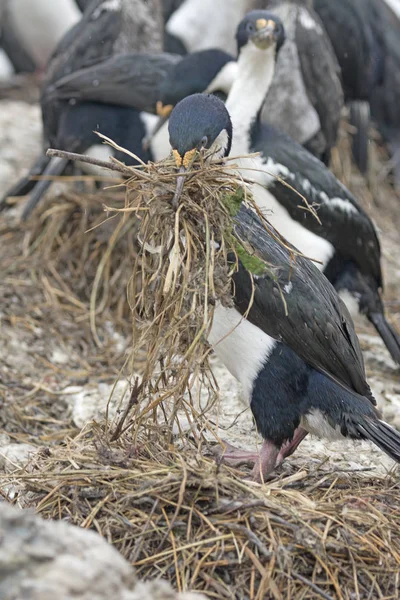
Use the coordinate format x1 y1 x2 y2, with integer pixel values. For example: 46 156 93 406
168 93 232 207
236 11 285 55
144 50 236 149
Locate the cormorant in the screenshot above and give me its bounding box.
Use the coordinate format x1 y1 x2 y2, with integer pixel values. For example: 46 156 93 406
167 93 400 480
225 10 400 364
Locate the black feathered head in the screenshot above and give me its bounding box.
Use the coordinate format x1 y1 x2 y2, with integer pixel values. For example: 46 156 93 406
168 93 232 168
168 94 233 207
236 10 285 56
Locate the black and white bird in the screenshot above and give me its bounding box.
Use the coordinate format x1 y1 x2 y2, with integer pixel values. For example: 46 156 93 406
225 11 400 364
143 48 237 155
0 0 167 218
165 0 343 164
168 93 400 480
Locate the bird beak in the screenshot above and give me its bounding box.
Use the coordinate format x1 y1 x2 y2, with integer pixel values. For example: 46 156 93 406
172 165 187 209
252 19 277 50
171 148 197 208
142 102 174 151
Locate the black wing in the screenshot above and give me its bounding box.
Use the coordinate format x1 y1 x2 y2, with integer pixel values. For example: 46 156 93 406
44 0 122 87
295 6 343 155
232 206 374 402
313 0 375 100
44 53 181 114
251 123 383 288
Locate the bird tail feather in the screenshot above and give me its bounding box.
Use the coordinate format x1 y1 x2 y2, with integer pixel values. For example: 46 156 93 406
21 157 69 220
349 100 370 174
369 312 400 366
356 417 400 463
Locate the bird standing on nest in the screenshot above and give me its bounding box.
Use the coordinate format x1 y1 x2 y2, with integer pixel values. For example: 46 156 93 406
224 10 400 365
167 92 400 481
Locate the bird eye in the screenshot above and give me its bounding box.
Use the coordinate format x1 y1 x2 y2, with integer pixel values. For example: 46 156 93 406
246 22 255 33
200 135 208 148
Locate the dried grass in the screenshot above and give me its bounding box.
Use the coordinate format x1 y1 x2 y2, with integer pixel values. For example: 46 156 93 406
1 126 400 600
20 140 311 448
2 424 400 600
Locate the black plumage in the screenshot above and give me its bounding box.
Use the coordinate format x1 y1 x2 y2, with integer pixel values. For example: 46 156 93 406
313 0 384 173
226 9 400 364
233 207 372 400
44 53 181 114
248 121 400 364
158 49 235 108
167 93 400 480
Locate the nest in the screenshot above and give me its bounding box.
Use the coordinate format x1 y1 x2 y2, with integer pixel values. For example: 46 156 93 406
2 424 400 600
24 187 139 333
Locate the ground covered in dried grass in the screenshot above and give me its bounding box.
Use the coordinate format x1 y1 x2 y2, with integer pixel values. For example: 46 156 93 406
0 100 400 599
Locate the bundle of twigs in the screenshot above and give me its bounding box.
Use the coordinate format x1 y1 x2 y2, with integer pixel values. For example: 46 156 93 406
93 145 259 443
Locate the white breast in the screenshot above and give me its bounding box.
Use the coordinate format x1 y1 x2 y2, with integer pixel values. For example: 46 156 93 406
208 305 276 400
166 0 249 55
140 113 171 162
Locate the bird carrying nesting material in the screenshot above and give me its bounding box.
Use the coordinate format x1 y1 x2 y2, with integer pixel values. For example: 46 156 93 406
95 95 283 441
44 92 400 480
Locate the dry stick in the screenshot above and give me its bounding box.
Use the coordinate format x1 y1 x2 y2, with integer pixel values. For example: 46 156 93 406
291 572 335 600
46 148 130 175
111 378 143 442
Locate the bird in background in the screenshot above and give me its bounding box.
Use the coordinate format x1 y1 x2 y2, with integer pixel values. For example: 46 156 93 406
0 0 168 220
223 10 400 365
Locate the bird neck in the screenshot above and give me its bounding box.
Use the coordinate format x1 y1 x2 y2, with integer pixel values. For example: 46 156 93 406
226 44 276 155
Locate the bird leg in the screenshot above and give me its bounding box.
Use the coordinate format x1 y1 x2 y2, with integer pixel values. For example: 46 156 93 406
275 426 308 467
215 428 308 482
216 439 280 482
